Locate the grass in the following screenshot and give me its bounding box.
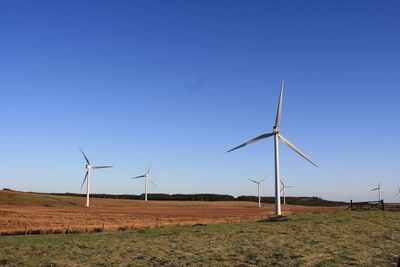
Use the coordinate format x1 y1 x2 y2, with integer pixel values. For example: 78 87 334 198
15 194 58 202
2 190 347 235
0 211 399 266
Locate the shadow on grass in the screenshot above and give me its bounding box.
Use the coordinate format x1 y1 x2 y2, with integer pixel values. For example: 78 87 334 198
191 223 207 227
257 216 290 223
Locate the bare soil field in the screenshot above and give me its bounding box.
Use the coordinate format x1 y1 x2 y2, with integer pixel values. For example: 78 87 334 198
0 190 346 235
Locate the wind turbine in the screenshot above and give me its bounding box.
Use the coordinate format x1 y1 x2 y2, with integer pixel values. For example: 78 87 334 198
370 180 382 202
79 147 112 207
394 185 400 199
280 179 295 205
131 165 156 201
247 177 267 207
227 81 318 216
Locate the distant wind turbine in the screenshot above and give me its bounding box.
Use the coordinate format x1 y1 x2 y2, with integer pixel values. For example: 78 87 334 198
393 185 400 199
247 177 267 207
280 179 295 205
79 147 112 207
370 180 382 202
227 81 318 216
131 165 156 201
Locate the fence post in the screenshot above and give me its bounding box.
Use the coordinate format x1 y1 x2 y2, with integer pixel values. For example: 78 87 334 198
381 199 385 211
350 200 353 211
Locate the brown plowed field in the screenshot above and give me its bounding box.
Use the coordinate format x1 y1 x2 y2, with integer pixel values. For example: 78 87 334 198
0 190 346 235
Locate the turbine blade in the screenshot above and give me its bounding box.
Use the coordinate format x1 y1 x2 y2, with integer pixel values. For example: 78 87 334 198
79 147 90 165
92 166 113 169
80 171 88 190
259 177 267 183
147 164 152 175
370 188 378 191
148 178 157 188
132 175 146 179
227 133 274 153
275 80 284 127
286 186 296 188
247 178 258 184
278 134 318 167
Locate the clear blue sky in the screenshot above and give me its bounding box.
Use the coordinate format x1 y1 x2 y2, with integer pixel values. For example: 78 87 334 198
1 1 399 201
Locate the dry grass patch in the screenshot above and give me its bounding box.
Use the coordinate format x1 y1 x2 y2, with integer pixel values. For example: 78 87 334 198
0 190 346 235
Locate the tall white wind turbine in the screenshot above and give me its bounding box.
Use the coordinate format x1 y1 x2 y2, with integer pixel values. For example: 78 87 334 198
131 165 156 201
227 81 318 216
371 180 381 201
394 185 400 199
280 179 295 205
370 180 382 202
80 147 112 207
247 177 267 207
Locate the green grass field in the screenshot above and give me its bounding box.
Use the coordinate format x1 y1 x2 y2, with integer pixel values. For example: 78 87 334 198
0 211 399 266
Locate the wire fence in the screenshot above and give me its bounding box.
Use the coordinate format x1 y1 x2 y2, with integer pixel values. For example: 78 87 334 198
349 200 400 211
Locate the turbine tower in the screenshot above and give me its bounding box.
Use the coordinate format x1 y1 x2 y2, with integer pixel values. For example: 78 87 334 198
370 180 382 202
131 165 156 201
280 179 295 205
227 81 318 216
80 147 112 207
246 177 267 207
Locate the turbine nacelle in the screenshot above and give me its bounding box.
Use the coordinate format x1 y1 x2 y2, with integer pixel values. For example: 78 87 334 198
86 165 91 169
273 126 280 134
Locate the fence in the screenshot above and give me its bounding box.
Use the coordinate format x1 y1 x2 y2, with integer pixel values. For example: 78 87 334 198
350 200 400 211
383 202 400 211
350 200 384 211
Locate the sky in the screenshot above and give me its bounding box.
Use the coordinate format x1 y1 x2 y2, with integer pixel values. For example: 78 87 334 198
0 1 399 202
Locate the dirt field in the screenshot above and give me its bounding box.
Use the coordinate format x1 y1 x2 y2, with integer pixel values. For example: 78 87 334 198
0 190 347 235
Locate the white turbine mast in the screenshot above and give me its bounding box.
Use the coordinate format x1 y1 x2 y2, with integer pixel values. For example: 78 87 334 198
247 177 267 207
79 147 112 207
280 179 295 205
370 179 382 202
131 165 156 201
227 81 318 216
